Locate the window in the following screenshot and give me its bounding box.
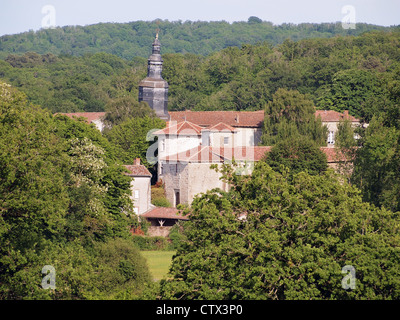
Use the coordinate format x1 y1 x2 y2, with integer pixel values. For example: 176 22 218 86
224 137 229 145
327 131 335 144
174 189 180 206
134 190 140 199
160 139 165 152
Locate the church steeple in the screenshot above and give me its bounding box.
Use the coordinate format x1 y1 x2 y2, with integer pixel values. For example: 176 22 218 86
138 33 169 121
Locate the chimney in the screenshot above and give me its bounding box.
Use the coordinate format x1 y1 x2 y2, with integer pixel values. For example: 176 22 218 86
344 110 349 118
135 158 141 165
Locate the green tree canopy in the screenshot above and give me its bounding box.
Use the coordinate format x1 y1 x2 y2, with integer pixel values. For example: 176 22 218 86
0 82 151 299
261 88 327 146
351 116 400 212
160 162 400 300
104 115 166 169
263 136 328 177
103 96 156 129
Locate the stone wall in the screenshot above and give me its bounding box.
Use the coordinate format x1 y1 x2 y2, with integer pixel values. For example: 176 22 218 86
188 163 227 205
147 226 173 237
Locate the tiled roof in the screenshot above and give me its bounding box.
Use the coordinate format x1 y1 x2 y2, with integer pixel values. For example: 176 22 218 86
163 146 271 163
205 122 238 132
169 110 359 128
55 112 106 124
169 110 265 128
153 121 203 136
141 207 189 220
320 147 355 162
315 110 358 122
124 165 152 177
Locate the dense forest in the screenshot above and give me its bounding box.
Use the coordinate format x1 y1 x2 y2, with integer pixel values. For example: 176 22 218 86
0 28 399 123
0 19 398 60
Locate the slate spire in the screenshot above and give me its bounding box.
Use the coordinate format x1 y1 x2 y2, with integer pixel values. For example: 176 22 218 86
138 33 169 121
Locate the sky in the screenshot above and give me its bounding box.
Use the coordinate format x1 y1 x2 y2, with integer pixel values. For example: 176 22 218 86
0 0 399 36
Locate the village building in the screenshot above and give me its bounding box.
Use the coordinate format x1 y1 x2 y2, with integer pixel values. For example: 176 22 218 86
55 34 363 220
124 158 152 215
124 158 188 235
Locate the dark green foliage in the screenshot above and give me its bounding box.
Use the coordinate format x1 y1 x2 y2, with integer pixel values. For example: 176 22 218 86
104 115 166 168
0 30 399 118
0 20 396 60
131 235 174 251
315 69 388 121
352 116 400 212
263 137 328 177
0 52 141 113
91 238 152 299
261 88 328 146
160 162 400 300
151 185 172 208
103 97 156 128
0 82 151 299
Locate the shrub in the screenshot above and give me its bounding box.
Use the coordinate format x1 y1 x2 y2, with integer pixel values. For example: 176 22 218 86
91 238 152 299
131 235 173 251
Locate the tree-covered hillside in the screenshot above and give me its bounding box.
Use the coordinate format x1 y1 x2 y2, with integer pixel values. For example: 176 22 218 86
0 19 398 60
0 30 399 121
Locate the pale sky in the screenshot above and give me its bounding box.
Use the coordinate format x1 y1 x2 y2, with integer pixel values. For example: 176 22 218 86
0 0 399 36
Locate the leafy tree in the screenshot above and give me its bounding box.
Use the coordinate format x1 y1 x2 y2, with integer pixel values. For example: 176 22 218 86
261 88 327 146
315 69 387 121
159 161 400 300
334 118 359 182
351 116 400 212
0 82 69 249
263 136 328 177
90 238 152 299
248 16 263 24
102 96 156 129
0 82 151 299
104 115 166 168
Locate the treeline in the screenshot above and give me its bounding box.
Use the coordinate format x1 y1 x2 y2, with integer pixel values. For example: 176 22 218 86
0 30 399 122
0 19 397 60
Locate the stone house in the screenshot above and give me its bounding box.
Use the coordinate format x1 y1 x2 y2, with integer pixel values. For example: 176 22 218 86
155 110 359 207
124 158 188 236
124 158 152 215
158 144 271 206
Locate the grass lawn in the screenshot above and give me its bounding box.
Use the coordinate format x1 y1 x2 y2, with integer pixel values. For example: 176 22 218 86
141 251 176 281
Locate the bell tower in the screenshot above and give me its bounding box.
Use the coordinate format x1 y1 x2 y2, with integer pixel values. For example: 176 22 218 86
138 33 169 121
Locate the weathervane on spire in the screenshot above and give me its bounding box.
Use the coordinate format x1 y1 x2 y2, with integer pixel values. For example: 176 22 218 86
155 20 160 39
